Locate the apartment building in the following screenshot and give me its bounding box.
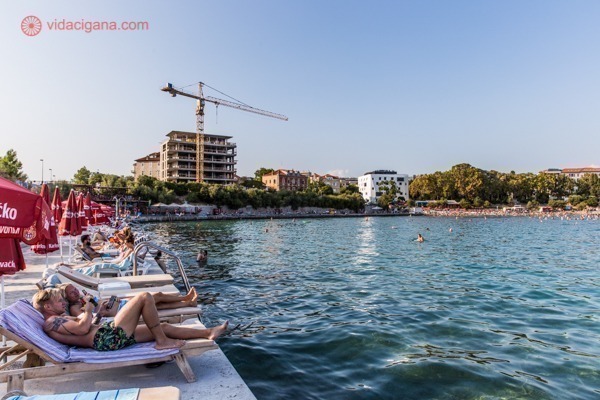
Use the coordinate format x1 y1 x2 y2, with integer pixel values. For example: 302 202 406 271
358 170 410 204
159 131 237 184
561 167 600 181
311 173 342 193
132 152 161 180
262 169 308 191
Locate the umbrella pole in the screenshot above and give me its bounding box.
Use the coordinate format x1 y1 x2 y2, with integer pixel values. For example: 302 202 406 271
59 236 63 262
45 253 49 268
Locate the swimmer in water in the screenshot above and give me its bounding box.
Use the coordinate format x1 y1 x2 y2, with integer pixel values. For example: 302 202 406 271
417 233 424 242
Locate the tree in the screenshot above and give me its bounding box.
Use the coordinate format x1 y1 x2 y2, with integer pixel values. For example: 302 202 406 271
377 179 398 209
340 184 359 195
0 149 28 181
254 167 274 182
73 166 92 184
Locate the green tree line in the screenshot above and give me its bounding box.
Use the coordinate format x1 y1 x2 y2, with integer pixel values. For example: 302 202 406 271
409 163 600 209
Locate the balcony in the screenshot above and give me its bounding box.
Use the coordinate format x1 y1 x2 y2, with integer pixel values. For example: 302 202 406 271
203 158 236 165
203 149 237 156
203 166 235 172
167 146 196 153
170 156 196 161
203 140 237 147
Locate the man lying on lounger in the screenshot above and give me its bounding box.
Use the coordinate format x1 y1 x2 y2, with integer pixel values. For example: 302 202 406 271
59 283 198 318
33 288 228 351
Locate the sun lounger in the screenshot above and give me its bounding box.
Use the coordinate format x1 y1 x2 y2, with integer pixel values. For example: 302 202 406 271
2 386 180 400
51 272 201 322
56 266 174 290
0 300 217 392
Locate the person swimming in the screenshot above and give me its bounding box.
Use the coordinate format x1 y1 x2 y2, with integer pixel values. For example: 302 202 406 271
417 233 425 242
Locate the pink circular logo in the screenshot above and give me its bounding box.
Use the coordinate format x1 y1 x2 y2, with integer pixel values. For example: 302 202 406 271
21 16 42 36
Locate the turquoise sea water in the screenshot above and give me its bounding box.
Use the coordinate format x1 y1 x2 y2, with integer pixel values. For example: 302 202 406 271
142 216 600 399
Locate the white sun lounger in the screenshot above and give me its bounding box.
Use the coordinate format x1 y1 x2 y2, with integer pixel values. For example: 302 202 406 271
0 300 217 392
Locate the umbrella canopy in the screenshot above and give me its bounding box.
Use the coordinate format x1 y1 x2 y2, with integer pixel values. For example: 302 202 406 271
31 184 60 255
0 177 53 245
51 187 63 225
76 193 88 230
58 190 82 237
89 201 112 225
0 238 25 277
84 193 93 221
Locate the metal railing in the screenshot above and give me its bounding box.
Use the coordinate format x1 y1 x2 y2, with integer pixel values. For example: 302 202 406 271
132 242 191 293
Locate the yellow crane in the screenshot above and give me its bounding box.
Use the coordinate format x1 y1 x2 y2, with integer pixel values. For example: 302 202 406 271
161 82 288 183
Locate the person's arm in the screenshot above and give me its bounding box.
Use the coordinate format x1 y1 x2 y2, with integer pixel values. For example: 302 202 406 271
44 302 94 336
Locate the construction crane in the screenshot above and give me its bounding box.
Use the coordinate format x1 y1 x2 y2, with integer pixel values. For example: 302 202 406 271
161 82 288 183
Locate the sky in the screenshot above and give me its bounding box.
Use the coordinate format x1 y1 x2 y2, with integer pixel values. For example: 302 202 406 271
1 1 599 182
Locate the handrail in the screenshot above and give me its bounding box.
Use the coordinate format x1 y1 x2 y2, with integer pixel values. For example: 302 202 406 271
132 242 191 293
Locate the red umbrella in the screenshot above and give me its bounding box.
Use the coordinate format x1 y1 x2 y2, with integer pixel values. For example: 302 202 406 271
51 187 63 225
0 238 26 308
31 184 60 257
90 201 112 225
0 239 25 276
0 177 52 245
59 190 81 237
76 193 88 230
84 192 93 221
0 177 52 309
59 190 82 262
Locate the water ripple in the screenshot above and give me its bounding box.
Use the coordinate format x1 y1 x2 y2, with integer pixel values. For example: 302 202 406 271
143 217 600 400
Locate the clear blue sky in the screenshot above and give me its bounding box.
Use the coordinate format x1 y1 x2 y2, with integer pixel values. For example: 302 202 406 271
2 1 599 182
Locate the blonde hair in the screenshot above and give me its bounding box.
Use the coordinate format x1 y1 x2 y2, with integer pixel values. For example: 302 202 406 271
55 283 72 299
32 288 63 311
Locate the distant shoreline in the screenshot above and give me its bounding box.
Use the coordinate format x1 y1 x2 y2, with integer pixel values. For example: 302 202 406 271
132 208 600 224
134 212 420 223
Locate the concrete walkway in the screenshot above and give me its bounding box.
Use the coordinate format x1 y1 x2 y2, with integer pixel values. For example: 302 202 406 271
0 244 256 399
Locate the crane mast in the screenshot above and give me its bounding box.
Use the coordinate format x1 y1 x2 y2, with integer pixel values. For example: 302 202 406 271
161 82 287 183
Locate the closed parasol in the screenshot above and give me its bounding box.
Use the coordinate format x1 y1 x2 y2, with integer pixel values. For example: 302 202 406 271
76 193 88 230
59 190 81 237
31 184 60 265
84 192 93 221
59 190 82 261
51 187 63 226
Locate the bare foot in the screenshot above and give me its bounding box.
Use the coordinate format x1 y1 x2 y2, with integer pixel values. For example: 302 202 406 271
183 287 196 301
154 338 185 350
208 320 229 340
184 288 198 307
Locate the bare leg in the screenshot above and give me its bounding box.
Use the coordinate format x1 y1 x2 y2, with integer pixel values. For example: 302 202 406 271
161 320 229 340
152 288 197 308
115 292 184 350
134 321 229 344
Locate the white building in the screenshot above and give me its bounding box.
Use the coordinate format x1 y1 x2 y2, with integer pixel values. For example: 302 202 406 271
358 170 410 204
561 167 600 181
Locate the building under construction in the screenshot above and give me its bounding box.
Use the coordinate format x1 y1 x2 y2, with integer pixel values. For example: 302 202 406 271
159 130 237 184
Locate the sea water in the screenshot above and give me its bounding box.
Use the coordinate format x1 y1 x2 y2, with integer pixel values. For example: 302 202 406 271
142 216 600 399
